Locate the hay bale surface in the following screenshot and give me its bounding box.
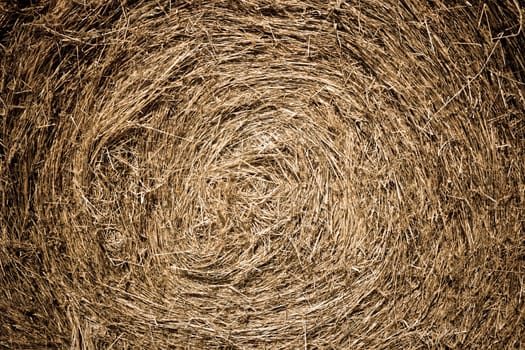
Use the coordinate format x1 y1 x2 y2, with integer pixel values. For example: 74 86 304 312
1 0 524 348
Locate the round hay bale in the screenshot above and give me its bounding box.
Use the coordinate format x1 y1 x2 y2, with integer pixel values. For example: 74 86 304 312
1 0 524 348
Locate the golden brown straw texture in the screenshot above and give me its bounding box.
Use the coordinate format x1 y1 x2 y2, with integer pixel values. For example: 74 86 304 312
1 0 524 348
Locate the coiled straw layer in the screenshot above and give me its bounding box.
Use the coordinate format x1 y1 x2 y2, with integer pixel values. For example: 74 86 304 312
1 0 524 348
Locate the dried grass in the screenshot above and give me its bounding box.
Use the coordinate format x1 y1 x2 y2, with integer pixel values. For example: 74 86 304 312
1 0 524 348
